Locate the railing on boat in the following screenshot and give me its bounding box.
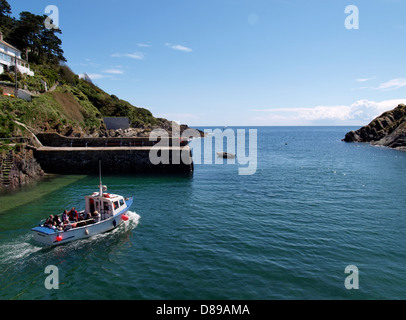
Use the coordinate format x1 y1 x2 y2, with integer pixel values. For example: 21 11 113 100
38 211 102 231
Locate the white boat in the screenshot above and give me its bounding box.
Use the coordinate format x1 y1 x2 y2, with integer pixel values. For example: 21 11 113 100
31 163 134 246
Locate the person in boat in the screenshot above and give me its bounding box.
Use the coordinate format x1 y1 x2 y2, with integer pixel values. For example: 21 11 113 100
44 218 56 230
68 207 79 222
54 215 62 227
48 215 55 224
63 219 72 231
83 211 93 221
55 221 64 231
92 211 101 223
62 210 69 222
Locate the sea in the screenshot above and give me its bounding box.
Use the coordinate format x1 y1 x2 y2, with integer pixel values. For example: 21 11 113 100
1 126 406 300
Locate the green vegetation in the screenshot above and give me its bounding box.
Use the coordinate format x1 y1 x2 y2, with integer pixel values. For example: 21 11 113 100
75 79 165 128
0 85 103 136
0 112 16 138
1 6 66 64
0 1 178 189
0 0 172 140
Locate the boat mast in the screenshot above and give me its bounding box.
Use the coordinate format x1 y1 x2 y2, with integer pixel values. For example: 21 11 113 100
99 160 103 196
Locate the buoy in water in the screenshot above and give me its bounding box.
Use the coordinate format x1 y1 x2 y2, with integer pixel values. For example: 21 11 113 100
121 214 129 221
56 235 63 242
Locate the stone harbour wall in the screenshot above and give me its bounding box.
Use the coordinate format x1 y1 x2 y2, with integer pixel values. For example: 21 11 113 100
34 146 194 174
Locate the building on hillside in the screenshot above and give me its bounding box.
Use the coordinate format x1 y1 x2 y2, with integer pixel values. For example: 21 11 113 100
0 31 34 76
103 117 131 130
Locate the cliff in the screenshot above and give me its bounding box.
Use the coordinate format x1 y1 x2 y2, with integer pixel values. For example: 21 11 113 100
0 146 44 190
343 104 406 150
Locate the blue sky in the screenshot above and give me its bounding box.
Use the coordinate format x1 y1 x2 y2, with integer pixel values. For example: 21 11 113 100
8 0 406 126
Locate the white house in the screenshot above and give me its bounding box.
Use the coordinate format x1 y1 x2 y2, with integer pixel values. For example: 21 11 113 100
0 31 34 76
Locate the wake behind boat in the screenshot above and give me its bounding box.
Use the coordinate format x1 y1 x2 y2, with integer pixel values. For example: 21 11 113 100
31 162 134 246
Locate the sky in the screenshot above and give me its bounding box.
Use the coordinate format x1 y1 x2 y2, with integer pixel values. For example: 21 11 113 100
7 0 406 126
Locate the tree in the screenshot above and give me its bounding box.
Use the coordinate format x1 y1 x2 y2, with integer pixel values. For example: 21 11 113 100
8 11 43 60
0 0 11 15
39 27 67 64
8 11 66 64
0 0 14 38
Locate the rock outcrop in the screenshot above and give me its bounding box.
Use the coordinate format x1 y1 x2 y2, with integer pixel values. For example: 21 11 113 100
0 147 44 190
343 104 406 150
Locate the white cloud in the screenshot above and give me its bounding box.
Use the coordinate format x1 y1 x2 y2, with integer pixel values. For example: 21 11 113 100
137 43 151 47
376 78 406 90
356 77 375 82
251 99 406 124
103 69 125 74
165 43 193 52
111 51 145 60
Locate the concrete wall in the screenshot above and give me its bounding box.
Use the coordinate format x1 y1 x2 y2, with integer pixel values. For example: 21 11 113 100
34 146 193 174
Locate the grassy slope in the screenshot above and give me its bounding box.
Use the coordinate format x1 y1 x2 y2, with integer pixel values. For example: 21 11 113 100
0 64 172 140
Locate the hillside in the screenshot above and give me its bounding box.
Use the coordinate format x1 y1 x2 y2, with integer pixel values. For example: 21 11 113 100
343 104 406 150
0 0 195 189
0 63 179 139
0 64 192 190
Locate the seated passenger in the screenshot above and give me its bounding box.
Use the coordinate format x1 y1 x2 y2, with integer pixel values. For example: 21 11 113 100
82 212 92 225
62 210 69 222
55 221 64 231
63 220 71 231
45 219 56 230
79 211 87 221
92 211 101 223
68 207 79 222
54 215 62 227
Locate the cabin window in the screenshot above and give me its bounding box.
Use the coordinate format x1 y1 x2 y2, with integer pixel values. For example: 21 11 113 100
113 201 119 210
103 201 110 212
119 199 125 207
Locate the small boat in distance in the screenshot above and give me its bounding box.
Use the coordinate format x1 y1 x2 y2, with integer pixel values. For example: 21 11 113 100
216 152 236 159
31 162 134 246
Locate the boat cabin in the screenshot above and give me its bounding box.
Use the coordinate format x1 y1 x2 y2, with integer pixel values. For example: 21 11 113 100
86 192 127 220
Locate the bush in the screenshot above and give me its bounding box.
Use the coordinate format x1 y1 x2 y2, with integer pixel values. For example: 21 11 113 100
59 64 78 85
32 64 59 88
0 113 15 138
23 75 46 93
0 72 15 82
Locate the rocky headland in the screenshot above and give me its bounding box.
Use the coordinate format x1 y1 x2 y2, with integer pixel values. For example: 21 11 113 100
343 104 406 150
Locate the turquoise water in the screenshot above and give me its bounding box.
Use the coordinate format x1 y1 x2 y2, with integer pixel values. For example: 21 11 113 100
1 126 406 300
